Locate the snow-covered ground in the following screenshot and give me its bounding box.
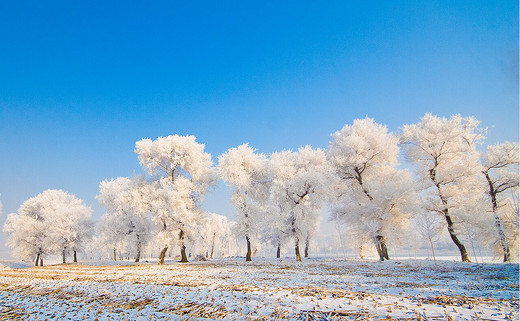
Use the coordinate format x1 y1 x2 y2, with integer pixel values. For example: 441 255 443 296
0 258 517 320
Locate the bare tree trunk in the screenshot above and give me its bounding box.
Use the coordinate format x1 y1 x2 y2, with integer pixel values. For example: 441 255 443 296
374 235 389 261
444 211 470 262
180 245 188 263
73 250 77 263
35 252 40 266
429 164 471 262
62 247 66 264
428 238 437 264
381 238 389 260
304 238 309 258
245 236 252 261
179 229 188 263
210 232 216 259
158 247 168 264
295 239 302 262
40 257 43 266
484 171 511 262
495 215 510 262
276 243 281 259
113 248 117 261
135 238 141 263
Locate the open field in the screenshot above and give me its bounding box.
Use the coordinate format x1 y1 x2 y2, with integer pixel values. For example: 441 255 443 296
0 258 517 320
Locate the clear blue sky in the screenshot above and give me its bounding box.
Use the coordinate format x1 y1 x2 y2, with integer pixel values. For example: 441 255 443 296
0 1 518 258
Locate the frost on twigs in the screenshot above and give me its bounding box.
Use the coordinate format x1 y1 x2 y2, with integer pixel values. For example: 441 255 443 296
328 118 416 261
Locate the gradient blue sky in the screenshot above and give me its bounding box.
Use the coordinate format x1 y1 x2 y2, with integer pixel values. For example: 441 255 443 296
0 1 518 258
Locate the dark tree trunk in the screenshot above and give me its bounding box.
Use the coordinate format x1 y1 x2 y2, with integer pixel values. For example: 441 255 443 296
113 249 117 261
40 257 43 266
73 250 77 263
180 245 188 263
158 247 168 264
444 211 471 262
304 239 309 258
35 252 40 266
276 243 281 259
432 176 470 262
374 235 389 261
381 239 389 260
295 239 302 262
245 236 252 261
179 229 188 263
135 234 141 263
62 248 66 264
135 242 141 263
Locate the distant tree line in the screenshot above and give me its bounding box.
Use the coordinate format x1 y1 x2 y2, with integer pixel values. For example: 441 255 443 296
3 114 518 265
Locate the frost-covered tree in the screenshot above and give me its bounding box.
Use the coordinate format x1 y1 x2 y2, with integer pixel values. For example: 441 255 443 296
270 146 331 261
136 134 215 263
188 212 235 259
3 190 92 266
97 177 155 262
328 118 415 261
402 114 485 262
217 144 269 261
414 211 445 263
481 142 519 262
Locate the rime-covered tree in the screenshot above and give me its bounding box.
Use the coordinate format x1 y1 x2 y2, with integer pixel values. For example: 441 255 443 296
136 134 214 263
481 142 519 262
402 114 484 262
97 177 155 262
270 146 331 261
3 189 92 266
328 118 415 261
217 143 269 261
414 211 444 263
189 212 235 259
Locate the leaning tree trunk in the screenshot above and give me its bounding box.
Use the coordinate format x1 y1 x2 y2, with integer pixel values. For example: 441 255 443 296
295 238 302 262
434 180 470 262
444 210 471 262
73 250 77 263
484 171 511 262
245 236 252 261
158 247 168 264
35 252 40 266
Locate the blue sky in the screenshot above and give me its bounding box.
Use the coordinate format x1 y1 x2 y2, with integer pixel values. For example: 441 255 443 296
0 1 518 258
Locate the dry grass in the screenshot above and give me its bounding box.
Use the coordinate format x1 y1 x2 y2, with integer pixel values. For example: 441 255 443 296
0 259 516 320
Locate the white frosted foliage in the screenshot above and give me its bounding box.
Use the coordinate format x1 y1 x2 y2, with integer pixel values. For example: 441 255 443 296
135 134 215 262
328 118 415 260
217 143 269 260
3 189 93 265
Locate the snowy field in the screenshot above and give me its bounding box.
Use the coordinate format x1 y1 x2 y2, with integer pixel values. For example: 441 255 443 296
0 258 517 320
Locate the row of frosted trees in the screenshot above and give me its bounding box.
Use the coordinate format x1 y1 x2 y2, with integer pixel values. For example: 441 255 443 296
3 114 518 265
